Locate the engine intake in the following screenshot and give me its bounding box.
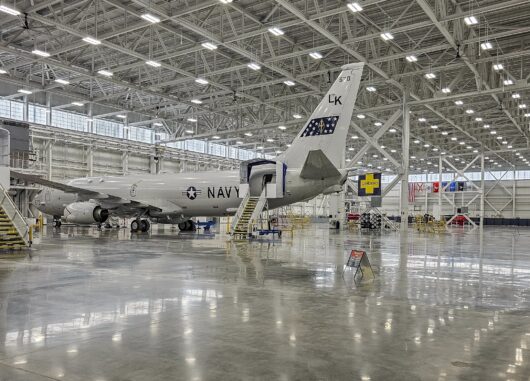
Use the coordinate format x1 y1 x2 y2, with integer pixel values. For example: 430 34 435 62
64 202 109 225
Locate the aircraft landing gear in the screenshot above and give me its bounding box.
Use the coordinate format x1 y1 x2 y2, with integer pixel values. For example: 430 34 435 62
131 219 151 233
52 217 62 228
178 220 195 232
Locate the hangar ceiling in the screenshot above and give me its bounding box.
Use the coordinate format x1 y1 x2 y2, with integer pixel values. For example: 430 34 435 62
0 0 529 173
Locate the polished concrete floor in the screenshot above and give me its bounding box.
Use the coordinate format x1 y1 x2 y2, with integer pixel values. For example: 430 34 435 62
0 224 529 380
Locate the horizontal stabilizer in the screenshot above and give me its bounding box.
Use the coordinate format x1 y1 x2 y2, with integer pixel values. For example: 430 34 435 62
300 150 341 180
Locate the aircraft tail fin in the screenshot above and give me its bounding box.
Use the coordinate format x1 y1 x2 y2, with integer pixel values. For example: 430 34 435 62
300 150 341 179
282 63 364 169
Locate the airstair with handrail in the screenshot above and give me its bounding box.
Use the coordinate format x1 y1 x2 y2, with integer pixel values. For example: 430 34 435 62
0 183 31 249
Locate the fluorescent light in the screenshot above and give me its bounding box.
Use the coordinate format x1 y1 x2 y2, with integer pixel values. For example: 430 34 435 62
146 60 161 67
347 2 363 12
430 125 438 129
357 114 365 119
83 36 101 45
525 113 530 117
441 131 448 135
483 124 490 128
493 63 504 71
195 78 209 85
424 144 430 148
309 52 323 60
454 100 463 105
283 80 295 86
187 118 197 122
418 117 426 122
366 86 376 92
475 117 483 122
519 104 527 109
441 87 451 94
266 138 274 142
185 129 195 134
0 5 20 15
18 89 32 94
389 128 397 133
219 0 233 3
71 101 84 106
141 13 160 23
244 132 253 136
451 137 457 141
414 140 420 143
201 42 218 50
374 122 383 126
380 32 394 41
504 79 514 85
425 72 436 79
247 62 261 70
268 27 284 36
190 99 202 104
55 78 69 85
512 93 520 99
464 16 478 25
490 130 496 134
257 146 264 149
212 135 221 139
293 114 302 119
117 114 126 119
0 69 6 74
236 141 243 145
465 109 474 114
480 42 493 50
351 135 359 139
405 55 417 63
97 69 113 77
278 125 287 130
32 49 50 57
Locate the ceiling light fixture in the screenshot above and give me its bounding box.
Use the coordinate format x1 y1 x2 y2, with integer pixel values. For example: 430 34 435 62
357 114 366 119
247 62 261 70
71 101 84 106
0 69 6 74
512 93 521 99
187 118 197 122
117 114 126 119
480 42 493 50
212 135 221 140
441 87 451 94
347 2 363 12
201 42 218 50
83 36 101 45
366 86 376 92
309 51 323 60
455 100 463 105
278 125 287 130
244 132 253 137
406 55 417 63
380 32 394 41
493 63 504 71
141 13 161 23
465 109 474 114
32 49 50 57
425 72 436 79
293 114 302 119
190 99 203 104
503 79 514 85
97 69 113 77
284 80 295 86
146 60 161 67
18 89 32 94
185 129 195 134
55 78 69 85
464 16 478 26
195 78 209 85
268 27 284 36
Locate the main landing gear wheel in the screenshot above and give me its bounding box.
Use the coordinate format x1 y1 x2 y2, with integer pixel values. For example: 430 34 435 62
140 219 150 232
178 220 195 231
131 219 151 233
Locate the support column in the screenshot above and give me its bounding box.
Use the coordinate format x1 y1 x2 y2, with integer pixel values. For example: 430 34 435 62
400 91 410 232
122 151 129 175
46 93 52 125
87 103 94 133
87 146 94 177
480 154 485 229
512 167 516 218
22 96 29 121
46 140 54 180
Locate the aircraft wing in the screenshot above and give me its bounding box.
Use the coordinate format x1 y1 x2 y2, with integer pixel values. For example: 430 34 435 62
11 171 183 214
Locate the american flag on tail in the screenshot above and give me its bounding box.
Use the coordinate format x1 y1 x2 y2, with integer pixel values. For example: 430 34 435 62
300 116 339 137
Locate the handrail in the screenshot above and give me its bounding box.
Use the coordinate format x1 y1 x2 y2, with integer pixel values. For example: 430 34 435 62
0 183 30 245
247 188 268 233
231 191 250 233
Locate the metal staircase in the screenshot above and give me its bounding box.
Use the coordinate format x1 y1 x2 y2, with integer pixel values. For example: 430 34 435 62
0 184 30 249
231 189 267 239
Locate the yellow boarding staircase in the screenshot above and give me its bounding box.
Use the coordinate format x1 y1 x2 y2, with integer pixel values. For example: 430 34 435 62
0 184 30 249
231 189 267 240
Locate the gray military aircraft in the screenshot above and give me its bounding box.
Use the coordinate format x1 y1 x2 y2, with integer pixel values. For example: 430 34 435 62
13 63 364 232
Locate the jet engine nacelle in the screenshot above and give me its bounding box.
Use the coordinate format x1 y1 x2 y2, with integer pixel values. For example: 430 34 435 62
63 202 109 225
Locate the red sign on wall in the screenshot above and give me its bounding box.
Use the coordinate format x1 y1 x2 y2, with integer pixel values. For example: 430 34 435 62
433 181 440 193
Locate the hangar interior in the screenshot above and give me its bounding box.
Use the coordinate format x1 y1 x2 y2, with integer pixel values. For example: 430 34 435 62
0 0 530 380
